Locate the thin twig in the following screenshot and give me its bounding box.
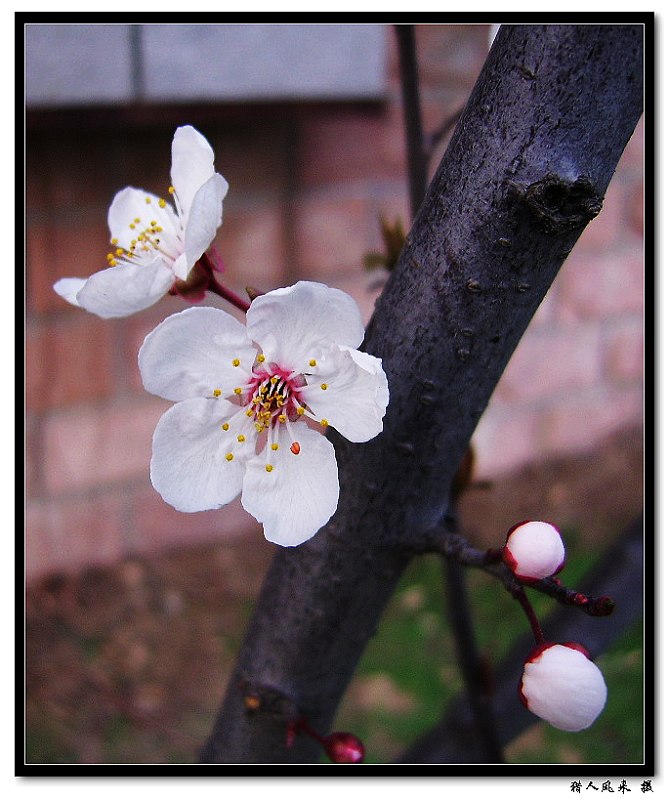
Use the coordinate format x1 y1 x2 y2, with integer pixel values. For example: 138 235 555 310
394 24 428 219
442 552 505 762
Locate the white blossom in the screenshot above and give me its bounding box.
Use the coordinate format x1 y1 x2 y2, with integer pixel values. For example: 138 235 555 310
53 125 228 318
520 643 608 732
138 281 389 546
503 520 565 581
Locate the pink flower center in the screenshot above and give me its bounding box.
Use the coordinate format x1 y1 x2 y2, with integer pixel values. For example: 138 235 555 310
244 364 307 431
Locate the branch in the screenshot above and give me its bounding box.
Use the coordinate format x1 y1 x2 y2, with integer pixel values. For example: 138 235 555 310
200 25 644 763
397 515 644 763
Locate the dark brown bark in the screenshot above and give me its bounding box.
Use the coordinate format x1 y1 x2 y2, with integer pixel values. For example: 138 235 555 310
200 24 644 764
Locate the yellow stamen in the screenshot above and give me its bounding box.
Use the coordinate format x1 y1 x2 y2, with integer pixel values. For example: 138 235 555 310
158 198 166 208
320 419 329 427
320 383 328 390
232 358 240 367
168 186 175 194
296 407 305 416
234 387 242 395
309 359 317 367
278 414 287 423
265 464 273 472
237 435 246 443
222 422 230 431
213 389 222 397
271 443 279 451
257 354 266 363
225 453 234 461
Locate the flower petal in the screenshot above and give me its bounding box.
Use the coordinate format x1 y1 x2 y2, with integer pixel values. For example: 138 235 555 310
183 173 229 274
300 346 389 443
53 277 88 307
75 259 175 318
246 281 365 367
241 425 339 546
521 644 607 732
150 397 250 513
139 306 257 402
170 125 225 218
107 187 179 251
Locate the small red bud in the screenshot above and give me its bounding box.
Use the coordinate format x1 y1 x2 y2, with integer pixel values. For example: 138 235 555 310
322 732 365 763
591 595 615 616
573 592 589 606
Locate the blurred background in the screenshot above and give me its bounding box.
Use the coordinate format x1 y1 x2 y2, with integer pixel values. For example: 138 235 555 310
24 23 644 764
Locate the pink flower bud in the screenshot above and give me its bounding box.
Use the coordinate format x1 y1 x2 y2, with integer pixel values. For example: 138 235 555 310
519 642 607 732
322 732 366 763
503 520 565 582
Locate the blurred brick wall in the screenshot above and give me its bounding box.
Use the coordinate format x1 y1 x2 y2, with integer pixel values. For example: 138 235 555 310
25 25 644 582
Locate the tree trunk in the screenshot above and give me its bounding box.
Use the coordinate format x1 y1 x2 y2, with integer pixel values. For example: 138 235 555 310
200 24 644 764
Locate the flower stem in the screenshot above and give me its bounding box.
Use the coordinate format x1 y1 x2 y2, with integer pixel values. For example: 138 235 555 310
513 586 544 645
207 277 251 313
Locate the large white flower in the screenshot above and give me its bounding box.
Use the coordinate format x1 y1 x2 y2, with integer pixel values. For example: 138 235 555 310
53 125 229 318
138 281 389 546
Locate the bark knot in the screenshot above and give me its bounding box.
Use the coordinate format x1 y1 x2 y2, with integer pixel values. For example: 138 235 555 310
521 173 603 234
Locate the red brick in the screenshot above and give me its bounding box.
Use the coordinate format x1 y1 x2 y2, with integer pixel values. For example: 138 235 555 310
617 116 644 174
218 205 286 290
27 216 111 316
555 247 644 322
495 323 601 406
472 405 543 478
26 316 115 412
575 179 624 251
541 385 643 457
297 108 401 187
601 318 645 384
26 494 126 582
415 24 490 90
127 486 259 556
294 193 374 278
624 179 644 239
43 398 170 494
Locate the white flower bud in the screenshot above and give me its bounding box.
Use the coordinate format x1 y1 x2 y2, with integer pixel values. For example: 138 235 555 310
503 520 565 581
520 643 608 732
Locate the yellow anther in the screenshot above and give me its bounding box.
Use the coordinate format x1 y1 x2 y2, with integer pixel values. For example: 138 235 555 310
271 443 279 451
213 389 222 397
234 387 242 395
115 248 124 256
232 358 240 367
296 407 305 416
246 409 254 417
134 217 141 223
309 359 317 367
320 419 329 427
257 354 266 363
255 423 265 432
110 238 118 245
129 223 135 229
320 383 328 390
270 376 278 383
108 258 117 266
222 422 230 431
278 414 287 423
168 186 175 193
265 464 273 472
145 197 152 204
158 198 166 208
225 453 234 462
237 435 246 443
